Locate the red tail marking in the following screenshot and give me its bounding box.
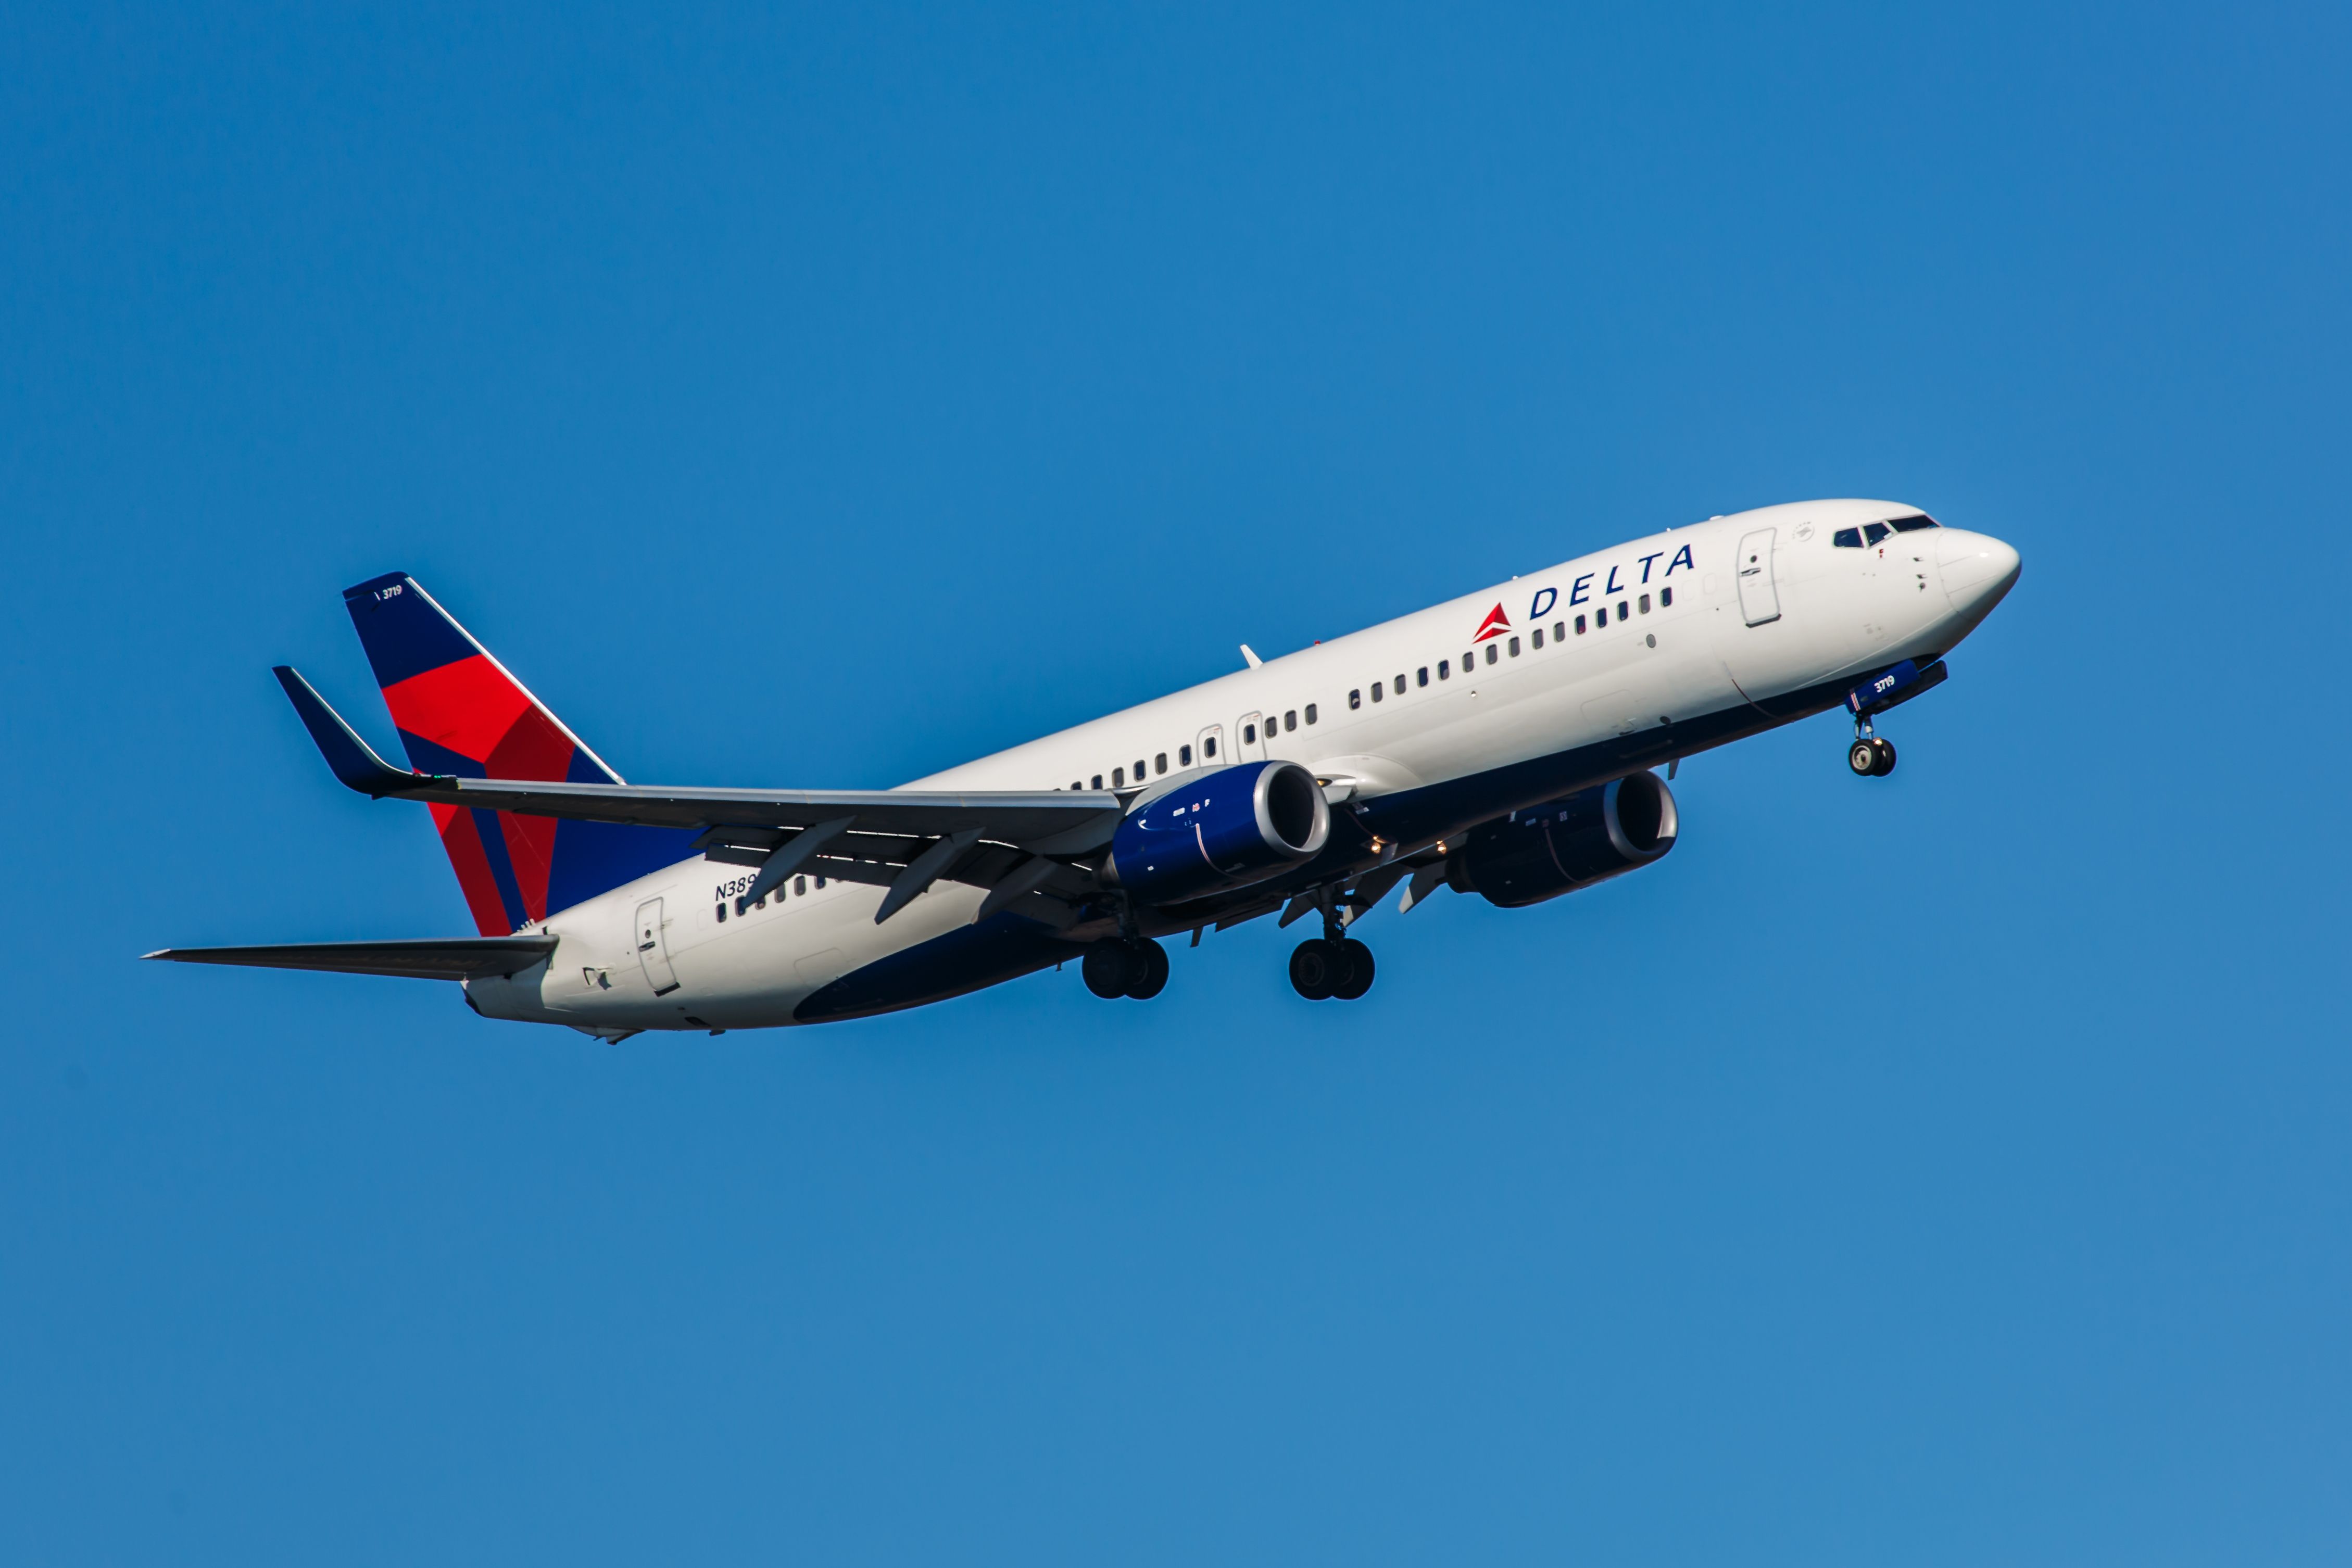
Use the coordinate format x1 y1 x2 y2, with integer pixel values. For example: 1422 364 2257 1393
382 656 534 763
433 803 515 937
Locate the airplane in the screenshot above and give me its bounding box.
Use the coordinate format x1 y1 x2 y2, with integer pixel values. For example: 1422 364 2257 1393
149 499 2020 1035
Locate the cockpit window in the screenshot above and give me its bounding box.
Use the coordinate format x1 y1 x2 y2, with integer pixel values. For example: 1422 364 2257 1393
1862 521 1891 545
1832 527 1864 548
1888 513 1940 532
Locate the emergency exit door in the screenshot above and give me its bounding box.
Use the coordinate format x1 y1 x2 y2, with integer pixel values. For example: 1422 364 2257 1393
634 897 679 996
1236 712 1269 761
1736 527 1782 626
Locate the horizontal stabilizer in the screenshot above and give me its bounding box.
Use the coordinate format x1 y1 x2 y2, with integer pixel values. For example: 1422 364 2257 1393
143 936 558 981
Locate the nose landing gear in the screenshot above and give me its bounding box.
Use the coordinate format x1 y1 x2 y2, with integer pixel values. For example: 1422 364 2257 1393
1847 718 1897 777
1842 657 1948 778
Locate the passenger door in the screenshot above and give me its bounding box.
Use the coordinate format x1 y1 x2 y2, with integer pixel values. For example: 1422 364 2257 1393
1736 527 1782 626
633 897 680 996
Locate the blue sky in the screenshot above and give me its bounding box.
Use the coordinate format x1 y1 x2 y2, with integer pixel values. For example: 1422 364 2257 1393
3 5 2347 1562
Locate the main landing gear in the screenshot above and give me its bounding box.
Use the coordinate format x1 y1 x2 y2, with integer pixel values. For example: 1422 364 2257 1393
1848 716 1898 778
1082 937 1167 1000
1289 930 1375 1001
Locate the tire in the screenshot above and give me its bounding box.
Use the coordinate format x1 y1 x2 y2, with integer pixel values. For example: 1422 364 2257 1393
1849 739 1878 776
1081 942 1137 998
1872 738 1898 776
1127 938 1168 1000
1330 938 1375 1000
1289 939 1337 1001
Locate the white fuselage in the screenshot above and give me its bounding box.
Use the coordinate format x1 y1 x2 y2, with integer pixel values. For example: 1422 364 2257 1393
469 499 2019 1032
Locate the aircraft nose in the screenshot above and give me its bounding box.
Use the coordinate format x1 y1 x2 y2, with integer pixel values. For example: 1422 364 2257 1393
1937 529 2021 614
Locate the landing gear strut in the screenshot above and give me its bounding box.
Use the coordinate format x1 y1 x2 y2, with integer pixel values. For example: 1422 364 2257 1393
1082 938 1168 1000
1848 716 1897 778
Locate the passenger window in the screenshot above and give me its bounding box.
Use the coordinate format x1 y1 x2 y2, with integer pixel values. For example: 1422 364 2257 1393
1617 600 1629 619
1508 636 1520 656
1154 753 1166 775
1133 760 1145 780
815 876 826 889
1369 682 1381 702
1179 744 1191 766
1417 666 1429 687
1462 651 1474 671
1091 773 1103 789
1638 593 1650 613
1659 587 1672 607
1285 710 1298 730
1575 614 1587 634
1596 607 1608 627
795 875 807 896
1889 513 1939 532
1350 688 1363 709
1833 527 1864 548
1531 627 1543 648
1438 660 1450 679
1553 621 1565 641
1863 521 1891 545
715 903 726 923
1394 673 1405 693
1485 643 1498 665
1242 724 1255 744
1113 766 1125 787
1302 704 1315 725
1204 735 1217 757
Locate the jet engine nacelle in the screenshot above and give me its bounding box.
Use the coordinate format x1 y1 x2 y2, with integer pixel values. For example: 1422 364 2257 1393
1449 772 1678 908
1101 760 1331 907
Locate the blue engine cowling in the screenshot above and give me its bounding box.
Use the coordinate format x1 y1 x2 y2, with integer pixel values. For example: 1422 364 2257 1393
1449 771 1678 908
1100 760 1332 907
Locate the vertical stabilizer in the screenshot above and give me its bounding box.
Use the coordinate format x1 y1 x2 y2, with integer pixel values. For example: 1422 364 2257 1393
343 573 694 933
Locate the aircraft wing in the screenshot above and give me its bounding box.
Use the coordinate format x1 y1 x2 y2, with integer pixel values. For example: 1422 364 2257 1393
368 776 1112 848
275 664 1124 851
144 936 559 980
274 666 1119 924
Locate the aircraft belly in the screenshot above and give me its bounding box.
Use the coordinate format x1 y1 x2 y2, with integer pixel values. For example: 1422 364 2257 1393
665 877 995 1029
467 861 1007 1032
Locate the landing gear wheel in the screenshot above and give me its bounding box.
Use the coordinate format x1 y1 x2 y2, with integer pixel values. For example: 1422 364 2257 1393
1126 938 1168 1000
1870 738 1897 776
1330 938 1375 1001
1849 739 1879 777
1289 938 1337 1001
1081 942 1138 998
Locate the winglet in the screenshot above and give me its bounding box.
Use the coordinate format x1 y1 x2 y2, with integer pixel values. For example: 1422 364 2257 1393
272 666 429 797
